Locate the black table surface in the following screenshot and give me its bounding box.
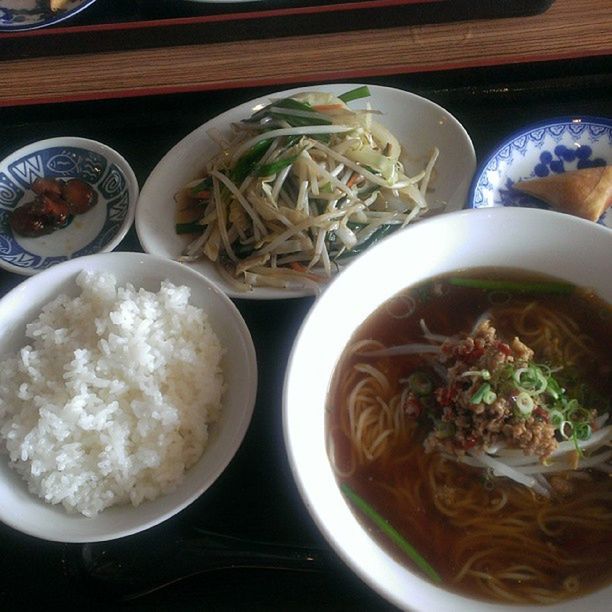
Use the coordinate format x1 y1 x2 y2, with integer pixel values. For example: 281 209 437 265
0 59 610 611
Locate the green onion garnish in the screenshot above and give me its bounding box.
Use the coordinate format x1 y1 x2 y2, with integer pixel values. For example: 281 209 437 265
515 392 534 416
341 483 442 584
460 369 491 381
549 409 564 427
471 383 491 404
449 278 574 294
483 390 498 405
513 365 547 395
574 422 592 441
338 86 371 103
407 372 433 396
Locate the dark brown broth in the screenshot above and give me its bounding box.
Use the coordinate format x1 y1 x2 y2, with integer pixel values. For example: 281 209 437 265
328 267 612 603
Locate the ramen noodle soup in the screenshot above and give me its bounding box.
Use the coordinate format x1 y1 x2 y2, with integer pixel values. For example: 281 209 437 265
327 268 611 605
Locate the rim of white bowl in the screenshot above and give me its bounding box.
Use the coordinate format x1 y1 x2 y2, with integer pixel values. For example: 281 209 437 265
283 206 612 612
0 251 257 542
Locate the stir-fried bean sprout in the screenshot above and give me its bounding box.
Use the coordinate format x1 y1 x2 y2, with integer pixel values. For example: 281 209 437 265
175 87 439 291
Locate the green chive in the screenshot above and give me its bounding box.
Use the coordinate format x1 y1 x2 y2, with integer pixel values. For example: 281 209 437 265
175 222 204 235
449 278 575 295
189 177 212 196
341 483 442 584
231 138 272 184
255 152 301 177
338 86 371 103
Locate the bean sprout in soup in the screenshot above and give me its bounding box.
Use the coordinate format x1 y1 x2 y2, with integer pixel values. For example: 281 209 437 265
327 268 611 605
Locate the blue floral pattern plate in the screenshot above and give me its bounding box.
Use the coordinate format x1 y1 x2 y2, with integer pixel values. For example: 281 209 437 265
468 116 611 228
0 137 138 275
0 0 97 32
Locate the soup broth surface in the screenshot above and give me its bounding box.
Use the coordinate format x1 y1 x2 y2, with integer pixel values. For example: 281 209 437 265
328 268 611 604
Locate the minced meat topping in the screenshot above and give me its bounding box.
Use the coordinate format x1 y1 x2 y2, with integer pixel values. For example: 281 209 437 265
403 320 597 461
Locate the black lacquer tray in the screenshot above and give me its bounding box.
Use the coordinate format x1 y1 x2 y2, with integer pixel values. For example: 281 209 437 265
0 0 556 59
0 58 609 611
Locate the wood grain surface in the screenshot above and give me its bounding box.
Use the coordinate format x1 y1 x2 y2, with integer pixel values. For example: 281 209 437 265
0 0 610 107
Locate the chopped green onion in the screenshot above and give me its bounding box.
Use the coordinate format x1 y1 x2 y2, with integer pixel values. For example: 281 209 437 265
341 483 442 584
338 86 371 103
545 376 564 400
407 372 433 396
460 369 491 380
515 392 534 416
471 383 491 404
564 399 581 418
549 409 564 428
574 422 592 441
483 390 498 405
559 420 573 439
449 278 575 295
513 365 547 395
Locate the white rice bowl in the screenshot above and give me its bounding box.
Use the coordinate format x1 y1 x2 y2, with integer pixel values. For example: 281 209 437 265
0 252 256 542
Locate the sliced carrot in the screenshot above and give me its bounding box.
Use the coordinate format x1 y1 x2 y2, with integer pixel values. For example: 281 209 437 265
312 104 345 112
289 262 326 282
346 172 362 189
192 190 211 199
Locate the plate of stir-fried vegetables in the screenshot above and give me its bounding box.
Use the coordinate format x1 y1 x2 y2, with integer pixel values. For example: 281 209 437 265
136 84 476 298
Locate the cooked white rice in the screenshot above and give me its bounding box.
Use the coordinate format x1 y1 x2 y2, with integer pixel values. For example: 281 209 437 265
0 271 224 517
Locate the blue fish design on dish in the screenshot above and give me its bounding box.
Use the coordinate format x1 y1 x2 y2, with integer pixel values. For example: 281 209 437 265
46 152 81 175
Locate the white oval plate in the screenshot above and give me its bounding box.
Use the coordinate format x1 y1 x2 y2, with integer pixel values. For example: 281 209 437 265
136 84 476 300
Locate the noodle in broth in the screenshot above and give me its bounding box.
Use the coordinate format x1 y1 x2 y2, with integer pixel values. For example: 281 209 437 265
327 268 611 604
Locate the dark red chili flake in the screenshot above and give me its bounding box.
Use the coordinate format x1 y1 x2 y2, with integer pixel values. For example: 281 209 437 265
465 347 485 363
497 342 513 356
533 407 549 421
463 435 479 450
435 385 458 407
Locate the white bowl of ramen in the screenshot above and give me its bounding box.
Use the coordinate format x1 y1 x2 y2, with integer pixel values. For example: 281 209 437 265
283 206 611 611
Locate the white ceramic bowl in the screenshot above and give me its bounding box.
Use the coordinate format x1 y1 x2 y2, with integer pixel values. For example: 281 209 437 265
0 252 257 543
136 83 476 299
283 207 611 612
0 137 138 276
468 116 611 228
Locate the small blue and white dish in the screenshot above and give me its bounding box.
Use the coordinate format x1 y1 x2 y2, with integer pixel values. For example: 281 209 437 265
468 116 611 228
0 137 138 275
0 0 97 32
